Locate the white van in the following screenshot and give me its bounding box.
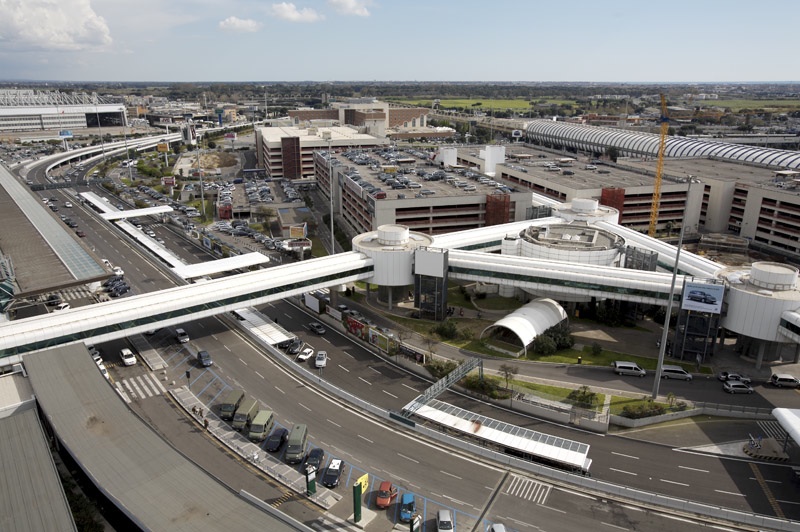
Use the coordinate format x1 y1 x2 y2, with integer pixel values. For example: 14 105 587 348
661 365 692 381
612 361 646 377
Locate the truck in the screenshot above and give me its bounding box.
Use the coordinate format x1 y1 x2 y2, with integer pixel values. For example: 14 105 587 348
304 291 327 313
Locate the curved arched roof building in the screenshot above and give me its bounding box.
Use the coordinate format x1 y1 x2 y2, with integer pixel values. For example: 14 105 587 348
526 121 800 170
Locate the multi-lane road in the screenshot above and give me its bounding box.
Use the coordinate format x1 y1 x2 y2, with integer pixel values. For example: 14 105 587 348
21 157 800 530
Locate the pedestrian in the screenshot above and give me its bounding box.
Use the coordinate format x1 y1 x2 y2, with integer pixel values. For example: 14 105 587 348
198 408 203 418
204 418 209 430
191 406 197 415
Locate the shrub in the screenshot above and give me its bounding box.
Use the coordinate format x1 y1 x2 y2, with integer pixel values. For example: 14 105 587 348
532 334 557 356
432 319 458 340
425 359 458 380
567 385 598 409
621 399 666 419
591 342 603 356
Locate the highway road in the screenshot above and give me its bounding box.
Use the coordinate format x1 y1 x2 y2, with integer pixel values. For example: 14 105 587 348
17 155 800 529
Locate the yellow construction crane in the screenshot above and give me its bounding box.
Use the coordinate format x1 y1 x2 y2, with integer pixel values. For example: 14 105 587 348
648 94 670 237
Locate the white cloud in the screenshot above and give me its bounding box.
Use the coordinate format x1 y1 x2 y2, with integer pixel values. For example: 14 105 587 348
0 0 112 51
269 2 324 23
328 0 370 17
218 16 262 33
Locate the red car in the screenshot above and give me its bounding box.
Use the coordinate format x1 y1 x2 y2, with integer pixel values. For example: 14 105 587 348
375 480 398 509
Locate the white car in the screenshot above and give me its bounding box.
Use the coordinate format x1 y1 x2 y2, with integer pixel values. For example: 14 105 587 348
96 361 110 379
112 266 124 276
54 302 70 311
64 201 73 208
296 347 314 362
120 348 137 366
314 351 328 368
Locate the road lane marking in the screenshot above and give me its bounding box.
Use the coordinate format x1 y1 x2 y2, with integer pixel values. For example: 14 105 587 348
714 490 745 497
298 402 311 411
338 364 350 372
660 479 690 487
440 470 462 480
368 366 381 374
397 453 419 464
601 523 628 531
327 419 341 428
274 386 284 394
255 371 264 379
401 383 417 391
358 435 373 444
541 505 566 514
239 358 247 365
679 466 708 473
609 468 637 476
358 377 372 386
343 352 355 359
611 452 639 459
382 390 398 399
224 345 231 352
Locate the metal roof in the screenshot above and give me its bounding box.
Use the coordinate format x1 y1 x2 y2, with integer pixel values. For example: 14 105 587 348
0 406 76 532
526 120 800 170
0 165 105 293
23 344 294 532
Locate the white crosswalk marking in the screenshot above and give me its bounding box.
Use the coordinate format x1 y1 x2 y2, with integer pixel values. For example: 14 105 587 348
135 376 154 398
128 376 145 399
115 382 131 403
506 474 551 504
118 373 167 401
123 379 136 397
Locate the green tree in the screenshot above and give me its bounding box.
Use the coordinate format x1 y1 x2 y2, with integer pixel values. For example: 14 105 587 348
499 363 519 389
567 385 598 409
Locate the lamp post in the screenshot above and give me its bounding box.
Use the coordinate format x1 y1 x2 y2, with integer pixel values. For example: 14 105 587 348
122 121 133 182
652 180 695 399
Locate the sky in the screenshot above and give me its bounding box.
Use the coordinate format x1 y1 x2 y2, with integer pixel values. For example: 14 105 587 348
0 0 797 83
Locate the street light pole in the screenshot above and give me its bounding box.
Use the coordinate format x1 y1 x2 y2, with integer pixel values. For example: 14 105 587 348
652 180 695 400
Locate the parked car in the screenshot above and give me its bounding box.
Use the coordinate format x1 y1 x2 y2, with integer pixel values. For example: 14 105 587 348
308 322 326 335
770 373 800 388
46 294 62 306
304 448 325 472
265 428 289 452
287 340 305 355
376 480 398 508
723 381 754 394
176 328 190 344
276 337 297 350
75 230 86 237
112 266 124 276
399 493 416 522
54 302 70 311
296 347 314 362
314 351 328 368
120 348 137 366
718 371 752 384
197 350 213 367
321 459 344 488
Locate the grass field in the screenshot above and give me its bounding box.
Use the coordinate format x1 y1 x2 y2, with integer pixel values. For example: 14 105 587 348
707 99 800 112
390 98 579 110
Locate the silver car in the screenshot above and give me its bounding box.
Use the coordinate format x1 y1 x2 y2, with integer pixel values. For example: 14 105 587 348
723 381 753 394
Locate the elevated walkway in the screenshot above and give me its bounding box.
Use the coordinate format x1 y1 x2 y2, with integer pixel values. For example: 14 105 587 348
0 252 374 360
